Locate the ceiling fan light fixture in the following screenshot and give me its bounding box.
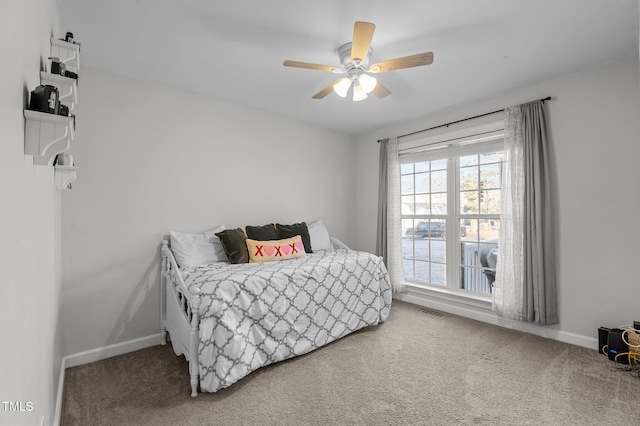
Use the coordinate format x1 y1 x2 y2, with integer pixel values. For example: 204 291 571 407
352 84 368 102
333 77 352 98
358 73 377 93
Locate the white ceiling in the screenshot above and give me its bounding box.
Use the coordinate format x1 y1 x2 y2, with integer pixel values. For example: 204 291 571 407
55 0 639 135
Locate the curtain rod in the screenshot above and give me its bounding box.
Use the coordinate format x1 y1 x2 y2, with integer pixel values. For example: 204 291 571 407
378 96 552 142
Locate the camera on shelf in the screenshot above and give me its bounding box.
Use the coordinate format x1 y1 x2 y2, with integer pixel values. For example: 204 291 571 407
29 85 60 115
49 57 65 76
62 31 81 50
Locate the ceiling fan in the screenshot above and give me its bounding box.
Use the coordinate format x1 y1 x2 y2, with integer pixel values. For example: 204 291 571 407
283 21 434 102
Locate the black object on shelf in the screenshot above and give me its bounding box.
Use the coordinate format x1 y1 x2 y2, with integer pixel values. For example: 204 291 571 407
49 57 65 75
59 104 69 117
29 85 60 115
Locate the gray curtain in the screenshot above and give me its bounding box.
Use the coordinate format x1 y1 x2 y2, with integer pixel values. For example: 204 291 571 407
376 138 403 292
376 138 390 262
522 101 558 325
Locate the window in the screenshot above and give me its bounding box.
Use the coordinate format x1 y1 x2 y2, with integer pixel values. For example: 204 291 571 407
399 125 504 297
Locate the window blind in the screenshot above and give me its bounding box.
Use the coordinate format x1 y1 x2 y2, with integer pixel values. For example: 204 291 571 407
399 121 505 163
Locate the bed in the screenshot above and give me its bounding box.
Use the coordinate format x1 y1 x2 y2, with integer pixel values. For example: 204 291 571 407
160 225 392 396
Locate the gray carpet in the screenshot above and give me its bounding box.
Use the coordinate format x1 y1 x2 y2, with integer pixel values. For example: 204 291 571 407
61 301 640 425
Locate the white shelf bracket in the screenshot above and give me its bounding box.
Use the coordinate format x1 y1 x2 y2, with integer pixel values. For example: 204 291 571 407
54 166 78 190
24 110 74 166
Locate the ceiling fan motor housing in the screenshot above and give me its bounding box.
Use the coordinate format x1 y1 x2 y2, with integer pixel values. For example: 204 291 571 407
338 42 372 81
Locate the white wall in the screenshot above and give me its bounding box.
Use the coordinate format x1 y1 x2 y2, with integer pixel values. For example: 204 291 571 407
61 66 356 356
0 2 64 426
354 59 640 348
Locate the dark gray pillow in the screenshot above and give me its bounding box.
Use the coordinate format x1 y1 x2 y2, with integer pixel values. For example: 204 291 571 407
276 222 312 253
245 223 278 241
215 228 249 264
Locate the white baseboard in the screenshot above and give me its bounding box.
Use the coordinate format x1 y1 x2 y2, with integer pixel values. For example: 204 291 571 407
64 333 165 368
53 333 165 425
395 291 598 350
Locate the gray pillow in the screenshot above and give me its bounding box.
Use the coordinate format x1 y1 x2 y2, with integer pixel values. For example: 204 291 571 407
215 228 249 264
276 222 312 253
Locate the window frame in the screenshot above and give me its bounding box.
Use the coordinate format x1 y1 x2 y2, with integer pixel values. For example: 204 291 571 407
398 122 505 301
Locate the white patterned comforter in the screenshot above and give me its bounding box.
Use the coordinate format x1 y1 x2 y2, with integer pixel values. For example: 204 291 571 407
179 249 392 392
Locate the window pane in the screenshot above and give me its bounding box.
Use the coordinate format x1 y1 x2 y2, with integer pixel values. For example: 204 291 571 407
415 172 430 193
431 159 447 171
414 239 429 261
480 152 500 164
461 266 477 291
415 261 430 283
460 155 478 167
460 241 479 267
480 189 501 214
431 239 446 263
415 194 430 214
432 193 447 214
477 242 497 294
460 166 478 190
401 238 414 259
402 219 415 239
431 170 447 192
430 262 446 286
460 266 491 293
460 190 479 214
415 161 429 173
460 219 472 242
479 219 500 241
401 174 414 195
460 238 494 294
403 258 414 281
401 195 414 214
480 164 501 189
401 163 414 174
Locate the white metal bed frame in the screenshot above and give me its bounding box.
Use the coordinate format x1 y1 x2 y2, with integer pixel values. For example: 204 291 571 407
160 237 349 396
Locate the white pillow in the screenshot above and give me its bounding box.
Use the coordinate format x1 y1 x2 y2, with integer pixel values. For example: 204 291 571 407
308 220 332 251
169 225 227 267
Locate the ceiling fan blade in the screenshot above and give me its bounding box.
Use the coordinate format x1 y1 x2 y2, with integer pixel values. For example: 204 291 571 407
283 60 338 73
351 21 375 64
368 52 434 73
312 79 343 99
371 82 391 98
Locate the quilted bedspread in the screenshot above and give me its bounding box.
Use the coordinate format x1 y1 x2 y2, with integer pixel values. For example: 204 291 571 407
180 249 392 392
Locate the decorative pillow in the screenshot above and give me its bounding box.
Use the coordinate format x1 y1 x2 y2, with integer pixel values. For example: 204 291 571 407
215 228 249 264
246 236 306 263
275 222 312 253
308 220 332 251
169 225 226 267
245 223 278 241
